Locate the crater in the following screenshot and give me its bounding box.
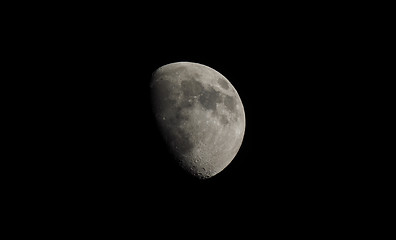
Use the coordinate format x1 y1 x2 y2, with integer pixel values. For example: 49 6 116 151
181 79 204 98
171 65 188 74
224 95 236 112
179 98 194 109
218 77 229 90
173 65 203 81
220 115 229 125
198 87 223 111
167 107 189 126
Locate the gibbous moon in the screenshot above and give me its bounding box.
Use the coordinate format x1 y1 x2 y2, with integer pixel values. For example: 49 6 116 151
150 62 245 179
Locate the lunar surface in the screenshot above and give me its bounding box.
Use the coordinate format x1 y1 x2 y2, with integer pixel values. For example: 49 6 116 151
150 62 245 179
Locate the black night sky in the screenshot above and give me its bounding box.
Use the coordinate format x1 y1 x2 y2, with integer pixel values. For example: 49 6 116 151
57 30 355 224
22 4 370 235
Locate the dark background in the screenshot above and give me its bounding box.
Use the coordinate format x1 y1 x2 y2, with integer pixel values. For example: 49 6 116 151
14 3 371 236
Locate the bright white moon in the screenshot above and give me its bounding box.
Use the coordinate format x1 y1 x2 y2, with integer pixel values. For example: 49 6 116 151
150 62 245 179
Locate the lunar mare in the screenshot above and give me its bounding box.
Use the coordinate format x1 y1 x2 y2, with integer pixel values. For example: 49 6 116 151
150 62 245 179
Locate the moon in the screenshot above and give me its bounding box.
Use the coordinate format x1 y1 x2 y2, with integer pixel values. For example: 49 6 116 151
150 62 245 179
